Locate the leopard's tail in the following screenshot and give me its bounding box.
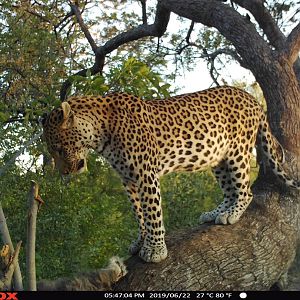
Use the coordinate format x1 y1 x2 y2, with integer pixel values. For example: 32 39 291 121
258 113 300 189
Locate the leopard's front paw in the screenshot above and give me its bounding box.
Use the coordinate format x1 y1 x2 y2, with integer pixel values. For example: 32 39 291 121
139 243 168 263
215 210 241 225
129 238 144 255
199 211 216 224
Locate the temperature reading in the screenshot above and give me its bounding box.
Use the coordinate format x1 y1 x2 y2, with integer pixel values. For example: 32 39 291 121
196 292 233 299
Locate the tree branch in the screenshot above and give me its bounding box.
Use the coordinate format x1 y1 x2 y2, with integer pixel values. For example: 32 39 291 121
113 189 299 291
60 2 170 100
201 48 242 86
232 0 285 49
69 1 98 53
186 21 195 44
231 0 300 78
26 181 41 291
284 22 300 64
140 0 148 25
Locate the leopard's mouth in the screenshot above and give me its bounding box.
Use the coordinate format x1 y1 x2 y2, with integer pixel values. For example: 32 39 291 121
58 158 87 175
77 159 85 172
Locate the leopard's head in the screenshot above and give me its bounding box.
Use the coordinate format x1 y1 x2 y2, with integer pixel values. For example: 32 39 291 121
42 102 95 175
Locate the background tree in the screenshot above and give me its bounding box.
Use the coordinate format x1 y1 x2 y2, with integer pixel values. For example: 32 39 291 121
1 0 300 290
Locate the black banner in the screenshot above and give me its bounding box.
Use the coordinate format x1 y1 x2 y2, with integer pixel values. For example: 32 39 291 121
1 291 298 300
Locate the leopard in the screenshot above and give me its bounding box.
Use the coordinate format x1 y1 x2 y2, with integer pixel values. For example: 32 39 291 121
42 85 300 263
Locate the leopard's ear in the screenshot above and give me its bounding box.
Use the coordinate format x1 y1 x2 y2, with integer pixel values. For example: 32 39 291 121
61 102 75 129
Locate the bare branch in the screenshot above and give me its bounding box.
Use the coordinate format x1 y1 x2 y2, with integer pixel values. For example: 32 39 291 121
54 10 75 33
26 180 41 291
140 0 148 25
284 22 300 64
69 1 98 53
202 48 242 64
186 21 195 44
201 48 242 86
60 2 170 100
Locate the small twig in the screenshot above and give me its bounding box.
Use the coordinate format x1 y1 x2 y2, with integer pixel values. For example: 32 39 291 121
140 0 148 24
186 21 195 44
156 37 161 53
69 1 98 53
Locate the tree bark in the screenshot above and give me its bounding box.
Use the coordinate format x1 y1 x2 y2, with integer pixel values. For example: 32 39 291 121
26 181 40 291
113 187 299 291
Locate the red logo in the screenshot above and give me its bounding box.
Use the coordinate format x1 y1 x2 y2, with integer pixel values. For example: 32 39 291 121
0 293 18 300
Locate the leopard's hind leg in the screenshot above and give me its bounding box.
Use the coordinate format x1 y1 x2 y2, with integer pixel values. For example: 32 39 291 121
215 152 253 225
199 161 236 224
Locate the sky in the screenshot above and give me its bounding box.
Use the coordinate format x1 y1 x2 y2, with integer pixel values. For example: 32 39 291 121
120 0 297 94
135 2 255 93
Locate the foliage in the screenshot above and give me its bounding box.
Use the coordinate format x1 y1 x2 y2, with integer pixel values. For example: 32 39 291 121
70 57 172 99
0 152 225 279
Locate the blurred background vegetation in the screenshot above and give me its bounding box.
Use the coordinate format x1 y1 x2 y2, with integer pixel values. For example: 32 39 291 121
0 0 293 281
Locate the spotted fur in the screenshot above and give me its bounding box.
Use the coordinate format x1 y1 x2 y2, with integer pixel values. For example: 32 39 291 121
42 86 300 263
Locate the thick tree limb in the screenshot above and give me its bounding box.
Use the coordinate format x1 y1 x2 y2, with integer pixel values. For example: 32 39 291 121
284 22 300 64
0 204 23 290
36 187 300 291
232 0 300 78
232 0 285 49
113 188 299 291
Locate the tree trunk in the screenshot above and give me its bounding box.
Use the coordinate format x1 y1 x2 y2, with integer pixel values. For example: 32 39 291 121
113 186 299 291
